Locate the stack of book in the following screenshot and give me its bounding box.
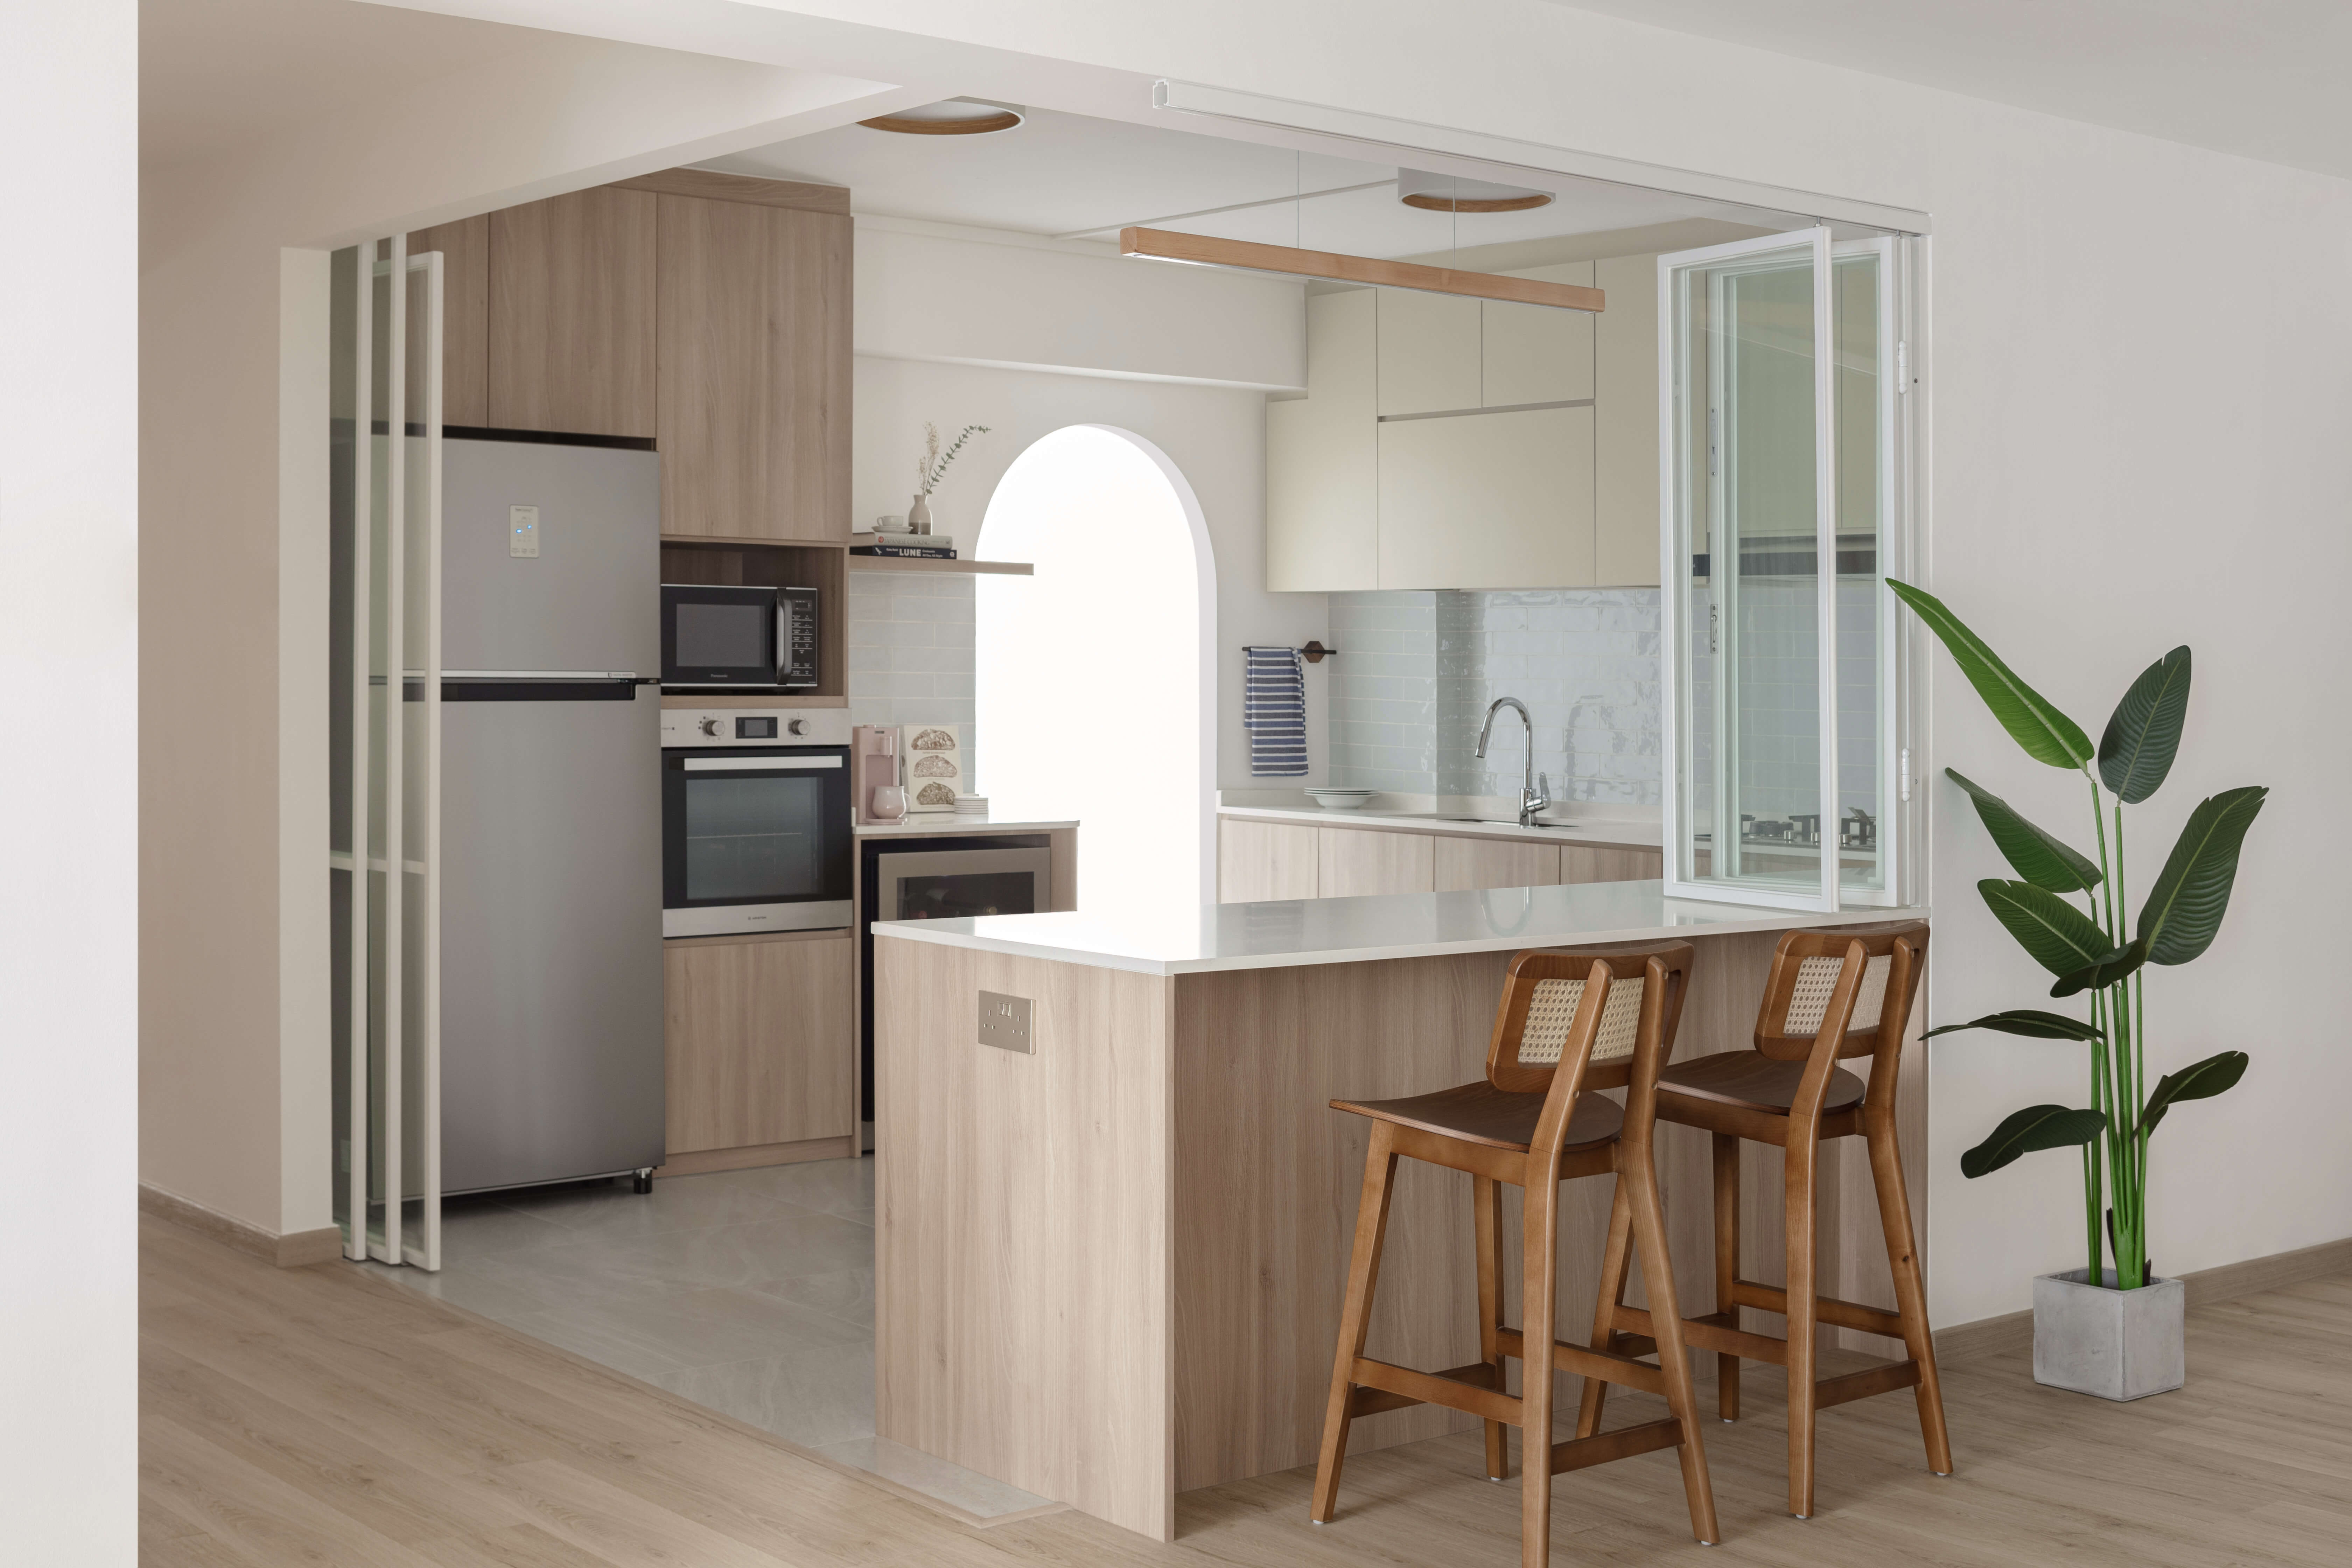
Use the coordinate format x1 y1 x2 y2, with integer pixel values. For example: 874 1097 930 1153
851 531 956 559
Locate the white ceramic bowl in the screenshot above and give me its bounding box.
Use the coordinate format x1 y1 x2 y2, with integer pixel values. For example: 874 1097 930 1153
1305 788 1378 811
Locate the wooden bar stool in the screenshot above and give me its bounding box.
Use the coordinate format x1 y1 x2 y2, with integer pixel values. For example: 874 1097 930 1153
1578 921 1951 1520
1310 941 1720 1565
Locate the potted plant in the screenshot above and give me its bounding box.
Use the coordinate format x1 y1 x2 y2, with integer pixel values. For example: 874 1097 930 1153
1889 579 2264 1401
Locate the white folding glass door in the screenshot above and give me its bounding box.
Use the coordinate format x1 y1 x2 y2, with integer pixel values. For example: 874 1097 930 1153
329 237 445 1268
1659 230 1900 911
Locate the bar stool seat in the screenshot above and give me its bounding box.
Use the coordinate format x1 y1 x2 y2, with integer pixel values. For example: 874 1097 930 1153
1580 922 1952 1522
1658 1055 1865 1114
1329 1083 1624 1152
1311 943 1719 1567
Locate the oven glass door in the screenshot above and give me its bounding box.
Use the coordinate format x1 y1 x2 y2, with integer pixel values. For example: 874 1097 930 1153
663 748 851 933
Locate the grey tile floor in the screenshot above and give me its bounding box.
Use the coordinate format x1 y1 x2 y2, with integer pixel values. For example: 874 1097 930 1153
364 1154 1051 1519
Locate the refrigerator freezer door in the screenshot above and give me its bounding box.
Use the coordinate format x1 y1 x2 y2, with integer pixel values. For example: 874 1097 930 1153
440 685 664 1193
442 438 660 675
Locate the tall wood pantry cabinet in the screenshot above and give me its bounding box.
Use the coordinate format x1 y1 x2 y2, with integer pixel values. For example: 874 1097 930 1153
407 169 852 542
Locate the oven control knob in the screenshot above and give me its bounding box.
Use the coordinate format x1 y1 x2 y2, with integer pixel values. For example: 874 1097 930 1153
698 717 721 736
786 718 807 736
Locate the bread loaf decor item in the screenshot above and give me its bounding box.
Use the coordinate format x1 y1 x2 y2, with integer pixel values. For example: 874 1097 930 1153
897 723 965 812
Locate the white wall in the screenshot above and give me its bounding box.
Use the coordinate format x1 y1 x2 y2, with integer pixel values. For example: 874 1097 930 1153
849 219 1323 794
855 355 1329 793
858 220 1303 391
3 5 139 1558
380 0 2352 1330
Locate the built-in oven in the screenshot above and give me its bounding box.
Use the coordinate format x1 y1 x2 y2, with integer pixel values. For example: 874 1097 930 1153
660 707 852 937
858 834 1054 1130
660 582 819 690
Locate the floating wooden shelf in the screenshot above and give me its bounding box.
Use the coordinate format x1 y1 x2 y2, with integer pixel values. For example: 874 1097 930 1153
847 556 1033 576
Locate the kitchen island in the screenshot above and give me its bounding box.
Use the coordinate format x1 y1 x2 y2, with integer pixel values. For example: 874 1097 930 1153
872 882 1927 1539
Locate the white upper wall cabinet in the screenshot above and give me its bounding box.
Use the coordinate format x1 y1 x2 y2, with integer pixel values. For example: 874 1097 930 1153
1376 288 1482 416
1482 261 1595 408
1594 252 1661 587
1266 255 1664 593
1378 405 1595 589
1266 289 1378 592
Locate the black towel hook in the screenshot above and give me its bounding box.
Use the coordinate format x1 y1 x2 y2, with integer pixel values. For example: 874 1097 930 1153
1245 640 1339 664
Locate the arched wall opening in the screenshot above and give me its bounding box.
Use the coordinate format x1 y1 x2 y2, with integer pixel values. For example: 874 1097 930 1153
975 425 1217 910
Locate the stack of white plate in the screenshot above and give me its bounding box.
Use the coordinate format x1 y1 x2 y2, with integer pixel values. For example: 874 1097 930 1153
953 794 989 816
1304 787 1378 811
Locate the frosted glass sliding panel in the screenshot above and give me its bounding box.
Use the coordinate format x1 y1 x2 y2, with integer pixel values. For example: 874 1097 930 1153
330 238 444 1268
1661 229 1839 910
1831 244 1895 897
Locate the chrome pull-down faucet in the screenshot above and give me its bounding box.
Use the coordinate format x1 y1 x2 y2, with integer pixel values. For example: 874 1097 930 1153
1475 696 1550 828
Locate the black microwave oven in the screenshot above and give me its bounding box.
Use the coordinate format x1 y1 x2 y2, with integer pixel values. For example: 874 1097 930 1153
660 583 818 688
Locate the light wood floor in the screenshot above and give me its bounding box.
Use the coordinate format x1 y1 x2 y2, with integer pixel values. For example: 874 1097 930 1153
141 1213 2352 1566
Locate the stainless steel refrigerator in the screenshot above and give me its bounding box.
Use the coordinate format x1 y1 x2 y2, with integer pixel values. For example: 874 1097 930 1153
439 435 664 1195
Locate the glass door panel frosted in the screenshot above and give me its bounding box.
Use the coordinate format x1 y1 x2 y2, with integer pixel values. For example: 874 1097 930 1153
1666 232 1832 906
1662 230 1900 912
1832 245 1892 896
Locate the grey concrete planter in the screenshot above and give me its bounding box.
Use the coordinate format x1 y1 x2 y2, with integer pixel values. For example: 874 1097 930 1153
2032 1269 2184 1400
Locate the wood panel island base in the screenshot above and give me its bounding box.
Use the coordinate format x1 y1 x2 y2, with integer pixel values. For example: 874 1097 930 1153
874 883 1927 1541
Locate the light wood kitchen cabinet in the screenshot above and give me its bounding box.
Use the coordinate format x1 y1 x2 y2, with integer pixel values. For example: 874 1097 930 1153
1265 289 1377 592
487 187 657 438
656 193 852 542
1217 818 1319 903
1376 287 1482 416
1316 827 1434 898
664 931 854 1156
1482 261 1595 409
1433 836 1562 891
1377 404 1595 589
405 215 489 428
1218 813 1659 903
1594 251 1661 586
1562 843 1664 882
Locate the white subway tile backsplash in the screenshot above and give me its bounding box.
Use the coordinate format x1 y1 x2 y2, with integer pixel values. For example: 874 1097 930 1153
847 569 977 776
1331 587 1666 806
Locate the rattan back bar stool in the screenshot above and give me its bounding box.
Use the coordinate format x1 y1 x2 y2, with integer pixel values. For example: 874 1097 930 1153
1309 941 1720 1566
1577 921 1950 1520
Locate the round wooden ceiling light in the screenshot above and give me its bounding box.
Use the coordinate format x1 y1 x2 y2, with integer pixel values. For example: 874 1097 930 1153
1399 190 1553 213
859 99 1026 135
1395 169 1554 214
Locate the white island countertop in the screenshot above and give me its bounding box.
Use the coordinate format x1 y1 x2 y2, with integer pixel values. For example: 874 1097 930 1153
874 880 1923 977
853 813 1076 838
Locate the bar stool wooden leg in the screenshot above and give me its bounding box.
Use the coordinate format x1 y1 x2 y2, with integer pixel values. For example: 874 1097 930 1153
1573 1178 1633 1441
1623 1132 1721 1545
1783 1127 1820 1519
1311 1124 1401 1523
1474 1174 1509 1481
1712 1133 1742 1423
1867 1117 1954 1476
1519 1163 1561 1568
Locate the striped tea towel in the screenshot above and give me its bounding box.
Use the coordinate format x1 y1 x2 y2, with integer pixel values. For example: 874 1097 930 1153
1243 646 1308 777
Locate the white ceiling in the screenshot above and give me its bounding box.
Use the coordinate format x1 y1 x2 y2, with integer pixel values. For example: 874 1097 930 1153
702 106 1755 257
1549 0 2352 181
140 0 550 172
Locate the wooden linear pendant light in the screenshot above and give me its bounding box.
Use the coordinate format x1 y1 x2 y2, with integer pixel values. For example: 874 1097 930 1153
1118 226 1605 312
